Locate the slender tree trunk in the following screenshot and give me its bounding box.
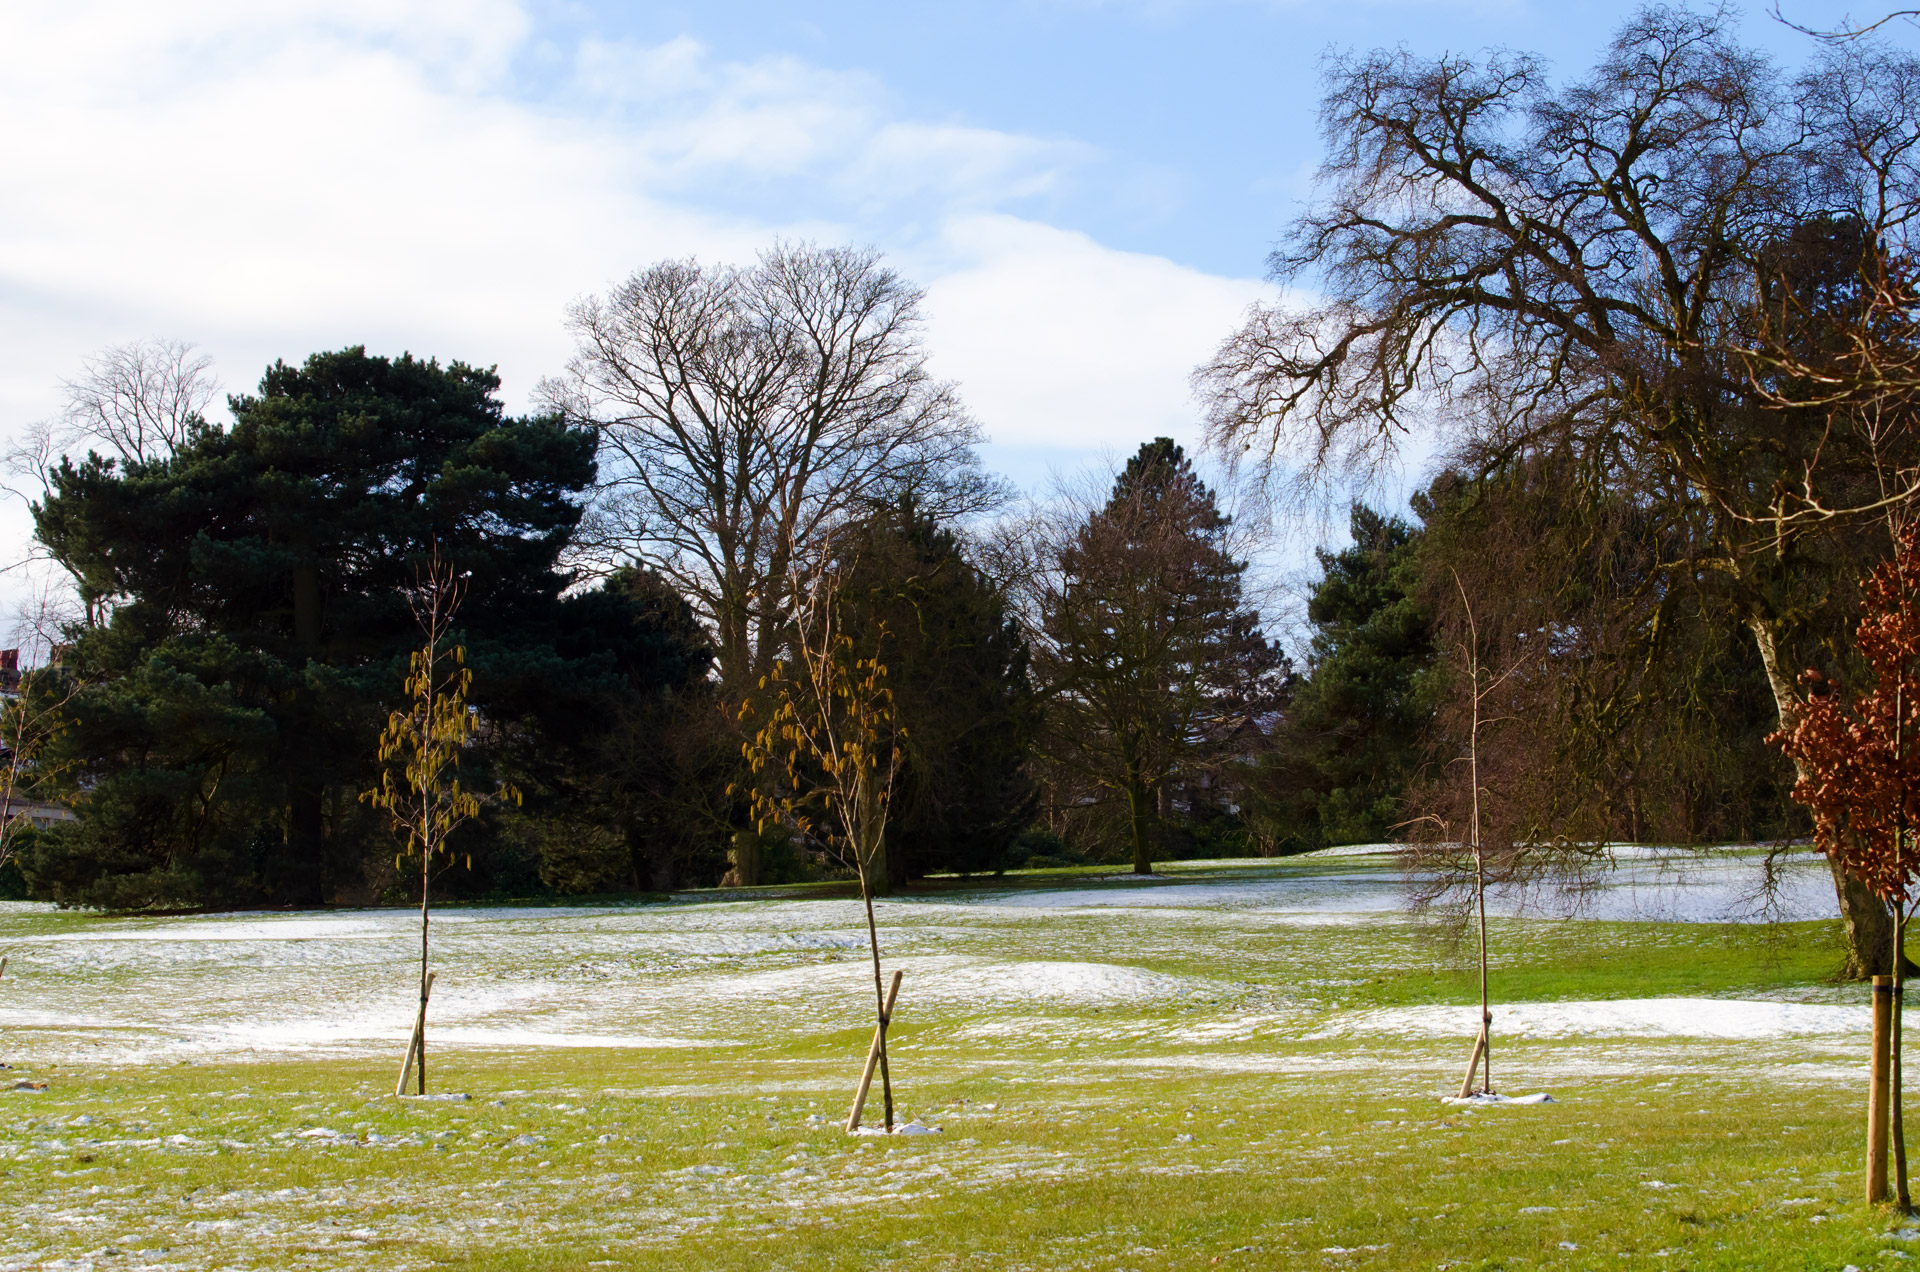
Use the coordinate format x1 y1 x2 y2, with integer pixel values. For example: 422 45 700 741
415 643 434 1097
1897 684 1910 1207
1473 822 1492 1095
417 834 430 1096
1750 616 1895 978
857 796 894 1131
1474 658 1491 1089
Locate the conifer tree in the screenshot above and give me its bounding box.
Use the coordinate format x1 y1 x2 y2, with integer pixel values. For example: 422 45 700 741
1038 440 1285 874
836 497 1040 883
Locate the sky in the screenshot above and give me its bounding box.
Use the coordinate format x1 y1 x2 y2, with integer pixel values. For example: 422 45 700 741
0 0 1878 594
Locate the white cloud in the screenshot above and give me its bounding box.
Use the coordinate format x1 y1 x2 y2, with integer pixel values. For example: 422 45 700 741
917 215 1272 458
0 0 1268 525
567 36 1091 210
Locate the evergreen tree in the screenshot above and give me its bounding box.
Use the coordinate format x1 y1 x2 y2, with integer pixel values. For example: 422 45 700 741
836 498 1041 885
25 347 694 908
537 567 726 895
1038 439 1286 874
1250 504 1435 851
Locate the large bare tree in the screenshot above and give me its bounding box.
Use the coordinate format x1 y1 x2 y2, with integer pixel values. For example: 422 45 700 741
548 242 1002 694
1197 9 1920 974
2 339 218 618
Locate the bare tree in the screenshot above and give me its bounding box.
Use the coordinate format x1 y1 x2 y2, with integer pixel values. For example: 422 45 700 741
1196 10 1920 975
2 340 216 593
61 338 216 466
736 527 906 1130
547 242 1004 695
1774 3 1920 43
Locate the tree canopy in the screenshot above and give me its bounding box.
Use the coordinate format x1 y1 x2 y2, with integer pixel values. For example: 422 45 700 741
24 347 706 908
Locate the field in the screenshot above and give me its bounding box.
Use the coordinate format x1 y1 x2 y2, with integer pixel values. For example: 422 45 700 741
0 849 1910 1271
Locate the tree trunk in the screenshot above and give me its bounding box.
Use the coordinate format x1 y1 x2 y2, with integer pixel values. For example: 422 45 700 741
885 827 908 895
283 782 326 906
649 843 677 893
1833 853 1903 979
281 554 326 906
1124 751 1153 876
728 829 762 887
858 781 891 897
628 827 676 893
293 562 322 652
1749 616 1892 978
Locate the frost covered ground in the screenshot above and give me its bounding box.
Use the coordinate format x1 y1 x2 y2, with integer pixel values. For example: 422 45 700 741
0 849 1910 1270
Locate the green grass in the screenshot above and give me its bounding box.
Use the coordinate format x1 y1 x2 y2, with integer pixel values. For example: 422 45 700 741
2 1048 1907 1270
0 858 1902 1269
1348 918 1850 1009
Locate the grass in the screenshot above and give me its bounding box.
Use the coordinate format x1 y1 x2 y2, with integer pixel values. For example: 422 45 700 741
1347 918 1850 1009
3 1049 1905 1270
0 855 1905 1270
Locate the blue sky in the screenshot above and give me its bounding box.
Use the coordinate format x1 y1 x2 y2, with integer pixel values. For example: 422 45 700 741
0 0 1874 562
559 0 1840 277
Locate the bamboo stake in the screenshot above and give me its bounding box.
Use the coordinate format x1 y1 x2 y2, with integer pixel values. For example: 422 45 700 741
394 970 436 1098
1457 1022 1488 1100
845 970 902 1132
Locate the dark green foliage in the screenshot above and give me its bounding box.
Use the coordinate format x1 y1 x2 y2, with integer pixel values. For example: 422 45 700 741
1250 504 1435 851
23 347 709 909
999 827 1087 871
525 567 728 895
836 497 1041 882
20 635 288 907
1039 439 1289 872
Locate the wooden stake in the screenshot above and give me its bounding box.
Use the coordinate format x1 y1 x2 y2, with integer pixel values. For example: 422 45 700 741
1458 1020 1488 1100
845 970 902 1132
1872 974 1894 1203
394 971 436 1098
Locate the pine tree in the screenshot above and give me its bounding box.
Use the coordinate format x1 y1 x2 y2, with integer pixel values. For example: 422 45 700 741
22 347 678 908
1250 503 1435 850
1039 439 1286 874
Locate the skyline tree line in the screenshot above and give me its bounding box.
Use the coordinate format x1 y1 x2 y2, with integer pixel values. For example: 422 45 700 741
0 252 1295 907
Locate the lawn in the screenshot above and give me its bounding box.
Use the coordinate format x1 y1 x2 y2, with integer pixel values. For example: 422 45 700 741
0 852 1907 1270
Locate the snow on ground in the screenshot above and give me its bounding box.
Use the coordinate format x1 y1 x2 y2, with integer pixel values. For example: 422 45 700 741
974 848 1837 924
1480 851 1836 924
1331 998 1868 1041
969 876 1408 916
0 848 1854 1066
